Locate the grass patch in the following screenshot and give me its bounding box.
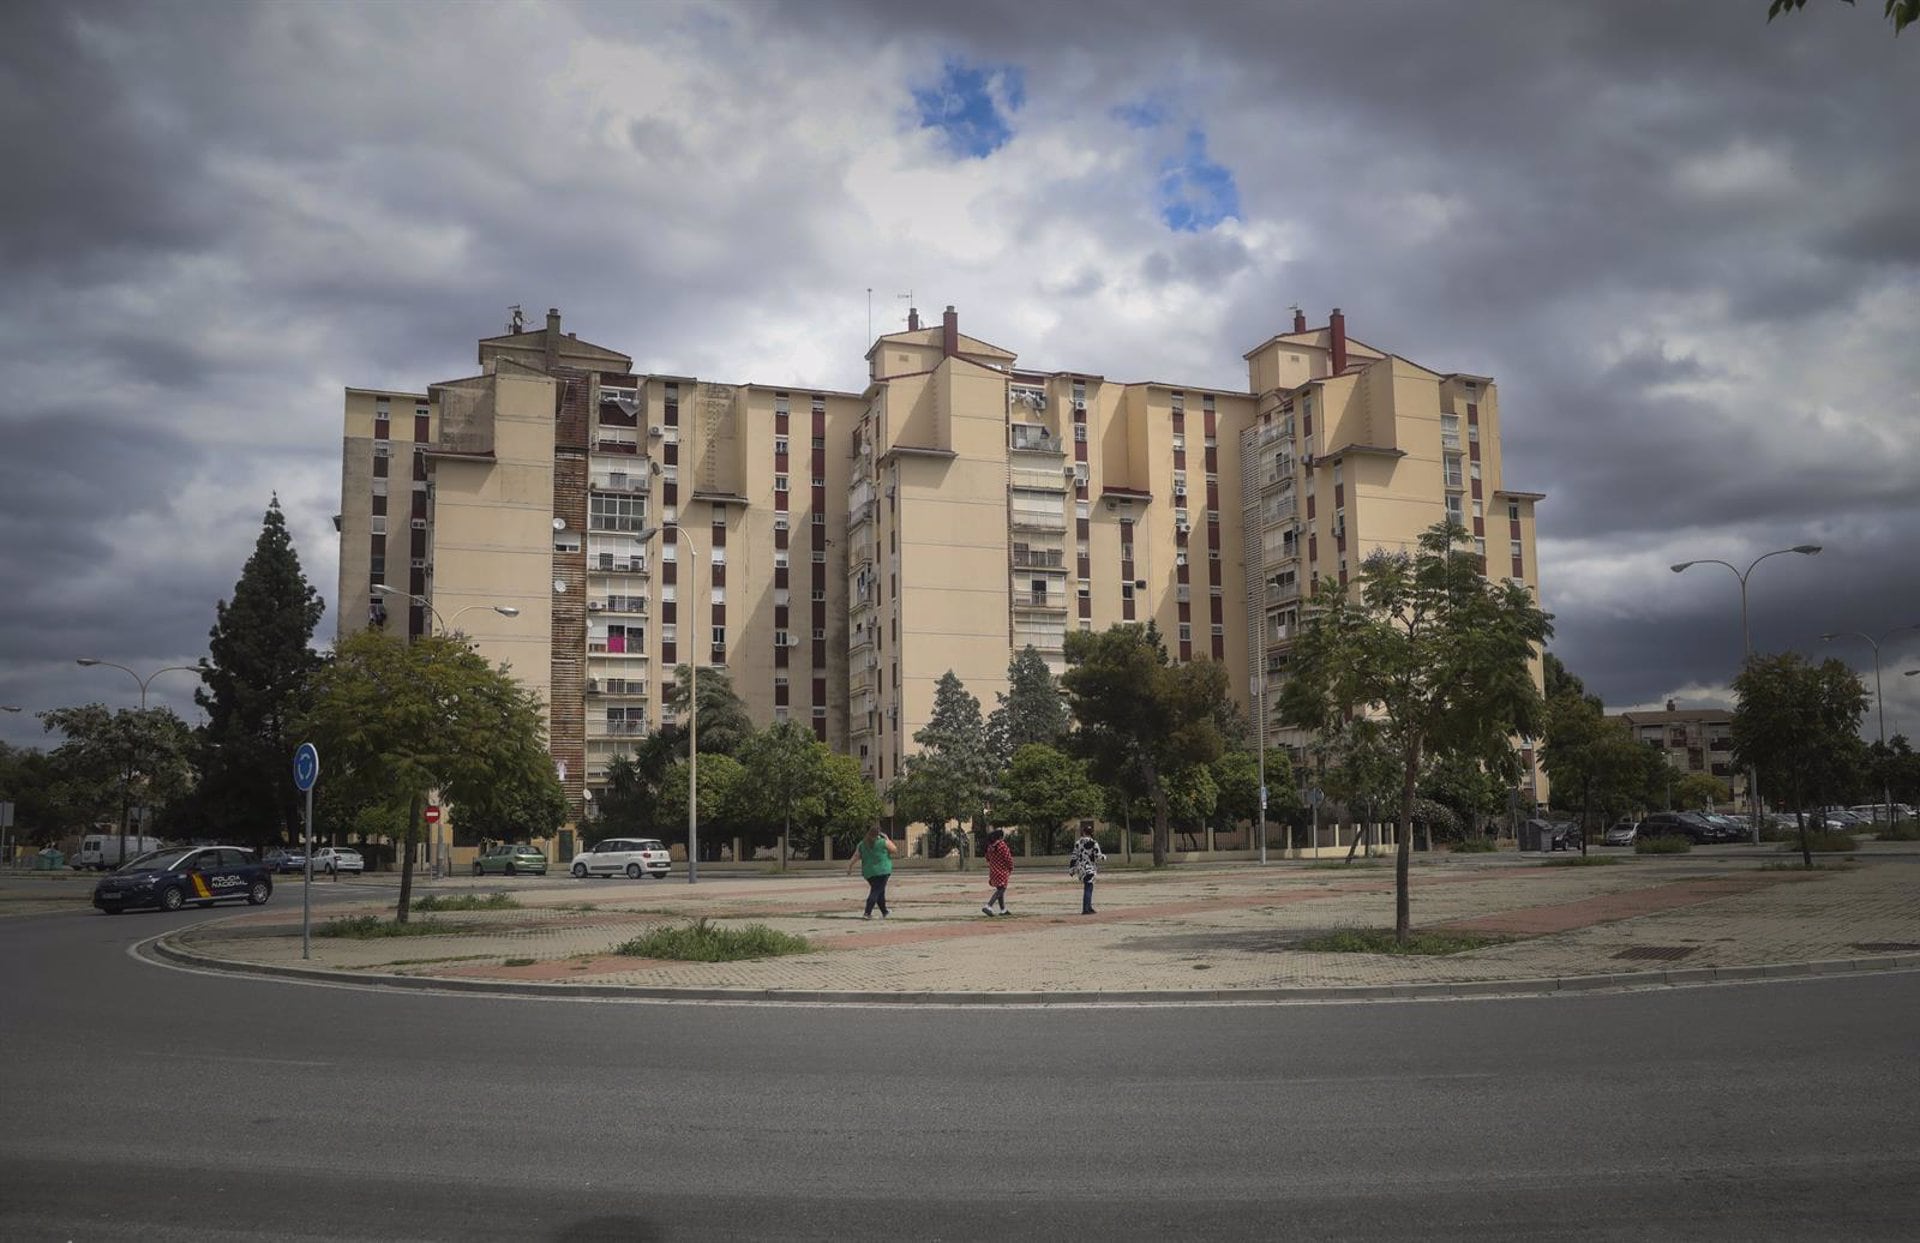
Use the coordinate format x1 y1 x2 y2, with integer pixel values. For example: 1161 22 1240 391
1449 837 1500 853
1307 859 1389 870
1544 855 1619 867
1782 830 1859 853
615 917 811 962
1760 859 1859 872
411 892 520 912
1635 835 1693 855
1871 819 1920 841
1299 928 1508 956
315 915 456 939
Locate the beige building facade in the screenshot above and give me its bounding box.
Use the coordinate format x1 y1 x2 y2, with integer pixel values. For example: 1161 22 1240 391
338 305 1547 832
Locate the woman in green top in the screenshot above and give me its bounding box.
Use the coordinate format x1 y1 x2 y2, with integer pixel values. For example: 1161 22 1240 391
845 826 899 919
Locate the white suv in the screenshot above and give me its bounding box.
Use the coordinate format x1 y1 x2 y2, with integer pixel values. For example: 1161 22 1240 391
569 838 670 880
313 847 365 875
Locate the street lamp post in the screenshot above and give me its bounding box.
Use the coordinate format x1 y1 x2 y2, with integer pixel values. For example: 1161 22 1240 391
637 522 702 884
74 659 206 867
1671 544 1821 843
1820 626 1918 827
1249 673 1268 864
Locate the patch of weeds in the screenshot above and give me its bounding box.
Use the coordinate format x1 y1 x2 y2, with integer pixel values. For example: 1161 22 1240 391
1635 835 1693 855
1299 928 1509 956
1308 859 1388 870
316 915 456 938
530 901 595 912
503 957 537 967
1449 837 1500 854
1759 859 1859 872
1783 830 1858 854
1544 855 1619 867
615 916 811 962
412 893 520 913
1870 819 1919 841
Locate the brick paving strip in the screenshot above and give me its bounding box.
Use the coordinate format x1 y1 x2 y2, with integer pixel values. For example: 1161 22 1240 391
1435 873 1789 936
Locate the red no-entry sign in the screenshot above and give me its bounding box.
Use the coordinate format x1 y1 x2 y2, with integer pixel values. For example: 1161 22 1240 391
425 805 441 824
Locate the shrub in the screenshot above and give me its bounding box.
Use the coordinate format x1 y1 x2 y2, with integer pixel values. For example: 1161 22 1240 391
1872 819 1920 841
1782 830 1857 854
1299 928 1507 956
412 893 520 912
1450 836 1498 854
1544 855 1618 867
616 917 811 962
315 915 453 938
1635 834 1692 855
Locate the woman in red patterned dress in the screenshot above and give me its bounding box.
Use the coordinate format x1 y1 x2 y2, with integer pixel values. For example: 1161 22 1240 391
982 827 1014 917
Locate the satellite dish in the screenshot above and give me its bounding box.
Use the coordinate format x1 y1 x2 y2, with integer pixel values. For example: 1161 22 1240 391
553 518 567 531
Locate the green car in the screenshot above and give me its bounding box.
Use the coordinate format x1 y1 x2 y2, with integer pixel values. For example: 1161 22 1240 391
473 845 548 876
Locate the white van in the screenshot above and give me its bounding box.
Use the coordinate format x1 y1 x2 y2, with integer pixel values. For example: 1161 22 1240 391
569 838 671 879
74 834 164 870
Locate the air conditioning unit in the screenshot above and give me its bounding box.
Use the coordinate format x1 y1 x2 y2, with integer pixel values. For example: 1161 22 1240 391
1175 521 1191 536
648 426 663 438
587 602 604 612
1174 485 1187 497
586 679 600 693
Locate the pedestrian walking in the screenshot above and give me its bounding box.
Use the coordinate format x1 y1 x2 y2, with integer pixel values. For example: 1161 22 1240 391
982 827 1014 916
846 826 899 919
1068 824 1104 915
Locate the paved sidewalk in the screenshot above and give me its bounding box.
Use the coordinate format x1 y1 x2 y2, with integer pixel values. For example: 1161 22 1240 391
156 848 1920 1000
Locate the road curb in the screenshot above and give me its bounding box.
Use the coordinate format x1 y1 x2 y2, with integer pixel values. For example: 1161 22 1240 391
142 928 1920 1007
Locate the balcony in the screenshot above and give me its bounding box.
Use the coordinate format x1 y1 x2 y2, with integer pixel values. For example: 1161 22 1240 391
587 641 649 657
591 553 648 574
589 719 648 737
1009 424 1063 454
590 470 649 494
1010 510 1067 532
1013 592 1067 613
1011 547 1066 569
590 595 648 615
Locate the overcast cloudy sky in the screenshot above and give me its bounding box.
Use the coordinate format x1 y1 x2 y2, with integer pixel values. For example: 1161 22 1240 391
3 0 1916 752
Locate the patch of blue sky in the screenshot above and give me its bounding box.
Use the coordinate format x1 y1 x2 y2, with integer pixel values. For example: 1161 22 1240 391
1157 128 1240 232
913 57 1025 158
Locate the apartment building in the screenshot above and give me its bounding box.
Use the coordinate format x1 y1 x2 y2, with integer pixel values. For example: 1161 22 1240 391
1609 703 1746 808
1237 309 1547 797
339 304 1547 829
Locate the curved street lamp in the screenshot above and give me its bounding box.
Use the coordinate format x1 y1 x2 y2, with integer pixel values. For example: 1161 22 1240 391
1820 625 1920 826
1670 543 1822 841
73 660 208 868
636 521 703 884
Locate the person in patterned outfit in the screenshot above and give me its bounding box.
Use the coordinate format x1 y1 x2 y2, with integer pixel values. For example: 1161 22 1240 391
1069 824 1105 915
982 827 1014 916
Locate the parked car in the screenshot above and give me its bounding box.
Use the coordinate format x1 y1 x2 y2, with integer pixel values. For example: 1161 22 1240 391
92 846 272 914
1699 813 1749 843
474 844 548 876
263 848 308 874
1602 819 1639 847
569 837 671 880
313 847 365 875
1635 812 1715 844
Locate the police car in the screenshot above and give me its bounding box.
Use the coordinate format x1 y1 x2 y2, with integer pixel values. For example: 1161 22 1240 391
92 846 274 914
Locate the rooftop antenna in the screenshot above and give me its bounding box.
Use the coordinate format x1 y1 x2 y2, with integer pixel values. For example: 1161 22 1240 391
508 305 524 333
866 288 872 344
897 290 914 328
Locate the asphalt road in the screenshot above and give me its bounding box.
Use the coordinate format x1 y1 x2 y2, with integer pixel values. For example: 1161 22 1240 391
3 884 1918 1241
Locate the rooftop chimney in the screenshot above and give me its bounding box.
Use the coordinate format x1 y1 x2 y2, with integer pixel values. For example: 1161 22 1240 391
1329 307 1347 375
942 305 958 358
907 306 921 332
545 307 562 371
1666 699 1678 713
1291 307 1307 334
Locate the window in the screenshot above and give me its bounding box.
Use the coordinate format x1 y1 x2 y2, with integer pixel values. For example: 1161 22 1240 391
1508 502 1521 521
710 547 726 566
811 589 826 602
1474 537 1487 557
1073 425 1087 442
774 674 789 687
774 516 789 532
812 551 826 563
1470 461 1482 481
661 585 677 604
711 586 726 605
813 627 826 640
775 437 788 456
1178 623 1192 642
775 629 791 647
775 475 789 492
812 513 826 525
775 551 789 569
1472 501 1483 519
1332 462 1342 486
711 626 725 647
662 624 677 644
1510 539 1524 559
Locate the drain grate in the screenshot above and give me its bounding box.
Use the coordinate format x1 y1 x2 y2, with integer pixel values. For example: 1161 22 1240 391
1851 942 1920 953
1612 945 1697 962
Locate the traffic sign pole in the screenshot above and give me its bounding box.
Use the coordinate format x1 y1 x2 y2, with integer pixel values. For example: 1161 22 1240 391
293 743 320 960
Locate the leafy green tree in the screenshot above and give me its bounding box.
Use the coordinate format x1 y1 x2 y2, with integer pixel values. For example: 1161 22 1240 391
986 645 1070 766
299 629 561 921
664 665 754 758
653 754 746 855
999 743 1101 854
890 671 995 859
588 733 678 845
1421 749 1514 840
734 721 829 865
1542 651 1594 705
456 774 569 844
1541 692 1656 853
192 497 325 851
1673 772 1730 811
1768 0 1917 36
39 705 195 858
1062 624 1229 866
1208 749 1262 841
809 751 884 854
1732 652 1870 866
1279 522 1552 941
0 743 65 847
1164 764 1219 845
